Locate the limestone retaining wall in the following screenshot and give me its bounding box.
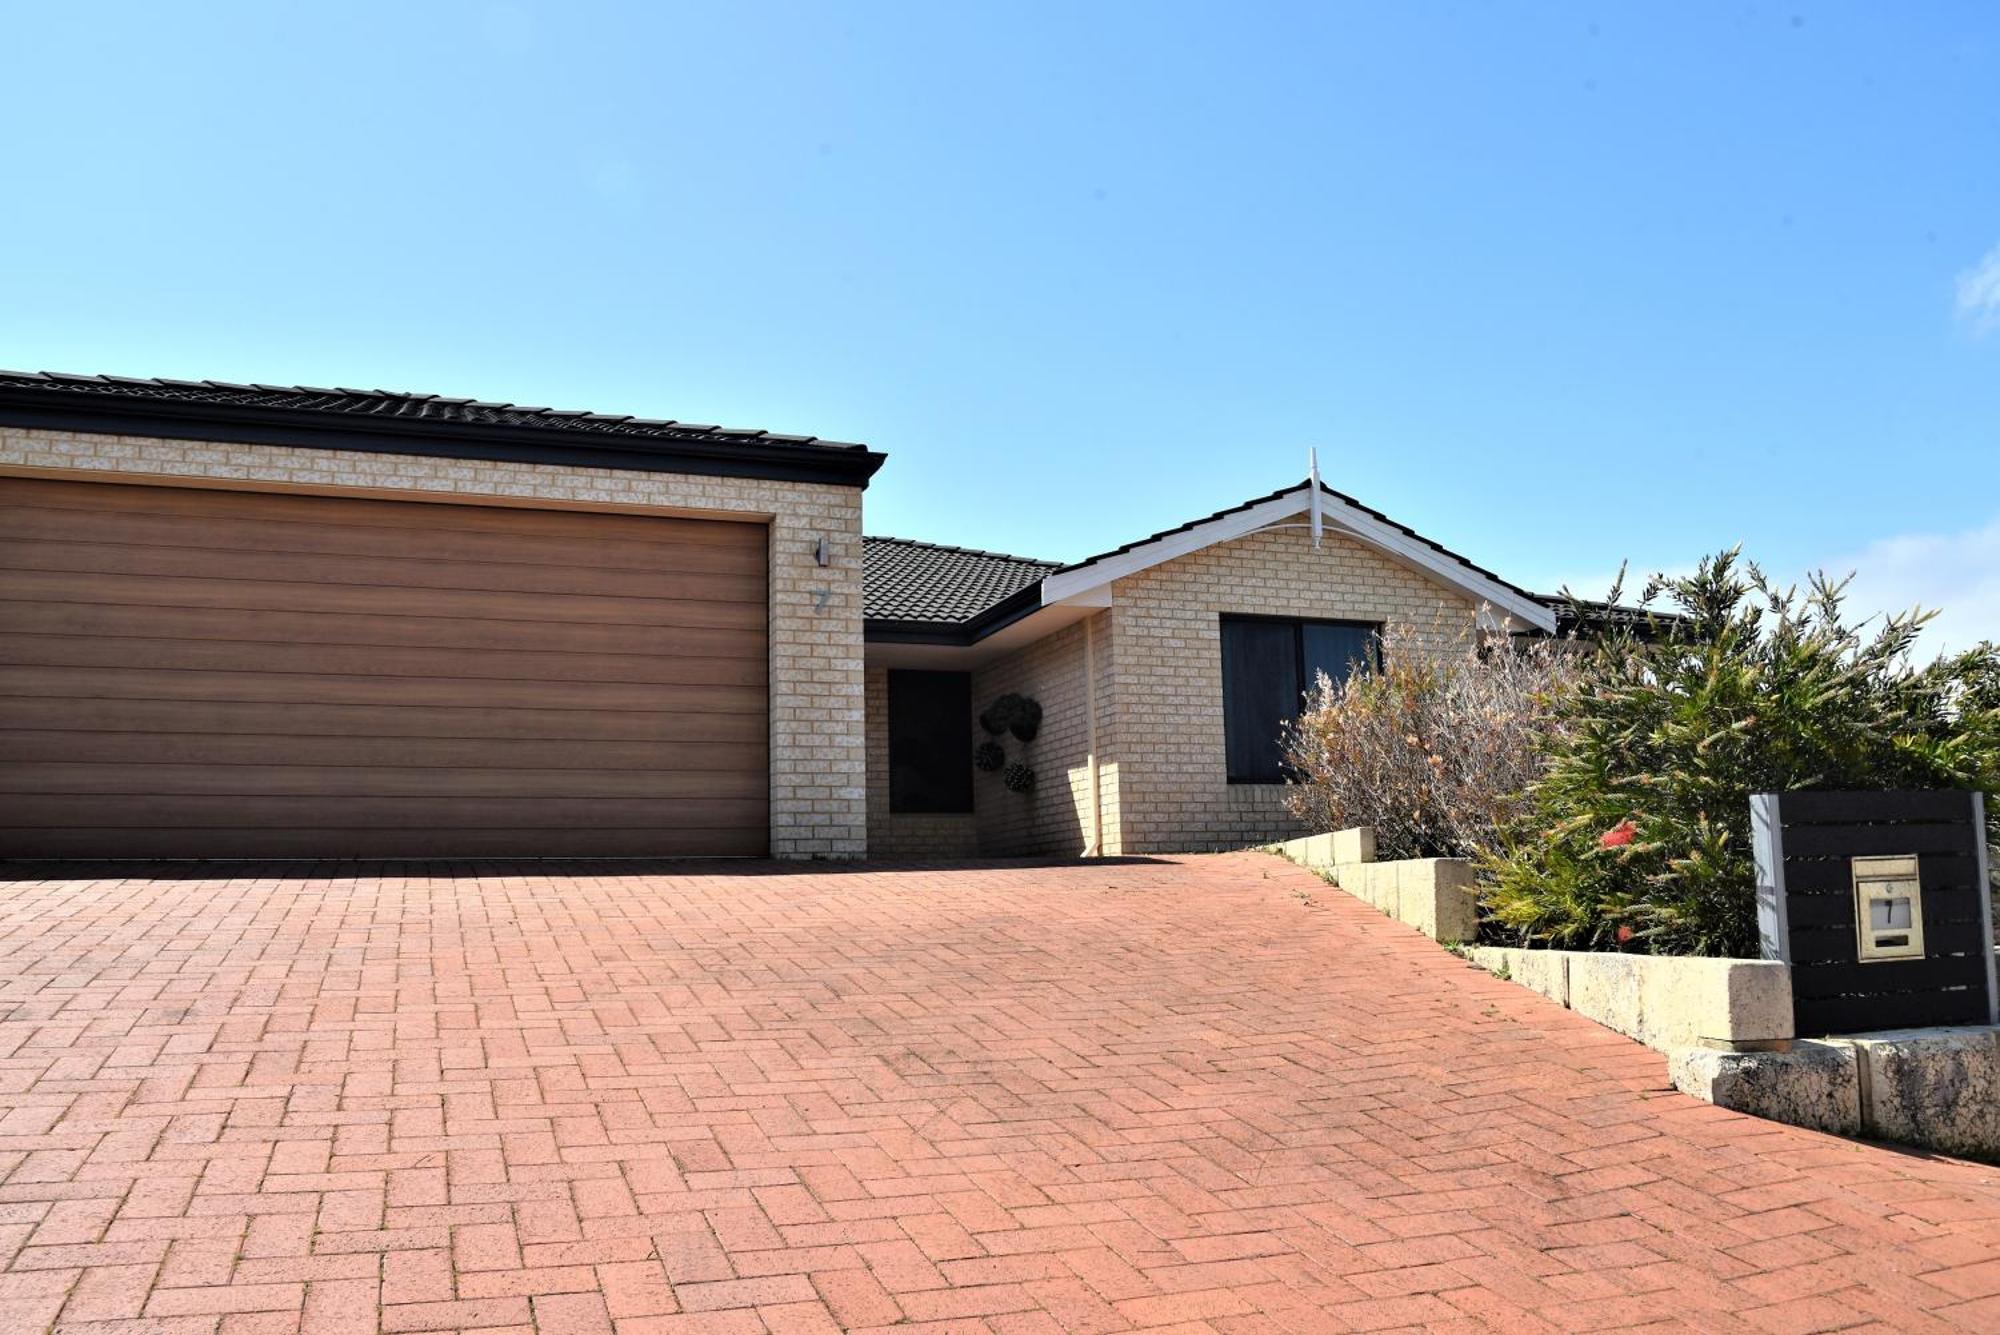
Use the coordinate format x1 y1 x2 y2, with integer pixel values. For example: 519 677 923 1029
1673 1028 2000 1159
1469 947 1794 1053
1271 827 1477 944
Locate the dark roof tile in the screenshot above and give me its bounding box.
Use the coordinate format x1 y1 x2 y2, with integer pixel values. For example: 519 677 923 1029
0 369 874 454
863 536 1058 625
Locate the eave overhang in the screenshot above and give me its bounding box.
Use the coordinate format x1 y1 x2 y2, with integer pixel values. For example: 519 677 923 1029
0 382 889 489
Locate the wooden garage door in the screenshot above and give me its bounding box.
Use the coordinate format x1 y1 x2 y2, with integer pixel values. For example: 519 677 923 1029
0 476 769 858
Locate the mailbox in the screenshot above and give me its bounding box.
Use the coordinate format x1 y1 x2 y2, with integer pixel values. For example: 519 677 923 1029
1850 855 1923 962
1752 789 1996 1035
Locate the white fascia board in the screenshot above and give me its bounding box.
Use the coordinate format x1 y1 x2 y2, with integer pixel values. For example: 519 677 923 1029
1039 490 1311 605
1037 483 1557 634
1320 499 1557 632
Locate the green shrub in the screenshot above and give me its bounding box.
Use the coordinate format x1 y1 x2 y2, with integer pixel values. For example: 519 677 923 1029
1483 550 2000 957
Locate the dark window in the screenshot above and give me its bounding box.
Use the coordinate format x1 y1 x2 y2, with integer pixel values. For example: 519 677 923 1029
1301 621 1379 693
887 670 973 813
1220 616 1380 783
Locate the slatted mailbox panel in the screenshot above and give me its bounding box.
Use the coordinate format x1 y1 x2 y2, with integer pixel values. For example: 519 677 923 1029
1754 789 1996 1036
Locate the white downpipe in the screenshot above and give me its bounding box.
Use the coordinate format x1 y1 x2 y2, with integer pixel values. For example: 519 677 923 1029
1085 612 1102 857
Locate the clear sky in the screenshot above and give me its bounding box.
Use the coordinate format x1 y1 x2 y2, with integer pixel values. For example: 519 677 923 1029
5 3 1996 647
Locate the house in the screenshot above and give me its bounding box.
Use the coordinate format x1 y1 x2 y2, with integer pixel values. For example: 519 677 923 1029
0 370 1556 861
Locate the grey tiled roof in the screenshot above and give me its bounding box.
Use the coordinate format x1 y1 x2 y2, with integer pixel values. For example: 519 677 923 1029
863 536 1059 625
0 370 873 454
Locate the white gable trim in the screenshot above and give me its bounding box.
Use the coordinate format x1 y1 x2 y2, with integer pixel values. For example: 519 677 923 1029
1319 492 1556 631
1038 491 1310 604
1039 484 1557 633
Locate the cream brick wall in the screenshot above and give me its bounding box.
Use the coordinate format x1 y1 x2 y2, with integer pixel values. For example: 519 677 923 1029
0 426 868 858
1108 524 1477 853
862 666 979 859
860 525 1482 861
971 612 1117 857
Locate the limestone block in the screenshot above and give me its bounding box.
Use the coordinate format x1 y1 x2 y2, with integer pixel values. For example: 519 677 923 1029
1426 858 1479 945
1638 958 1794 1051
1471 947 1569 1007
1271 832 1336 867
1851 1027 2000 1159
1670 1042 1862 1136
1364 863 1398 912
1297 832 1338 866
1334 862 1391 913
1330 827 1376 865
1383 858 1474 944
1568 954 1644 1041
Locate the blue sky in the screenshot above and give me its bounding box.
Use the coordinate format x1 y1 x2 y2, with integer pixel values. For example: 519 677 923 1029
5 3 1996 647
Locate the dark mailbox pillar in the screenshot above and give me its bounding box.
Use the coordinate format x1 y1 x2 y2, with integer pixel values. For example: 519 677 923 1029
1752 790 1996 1036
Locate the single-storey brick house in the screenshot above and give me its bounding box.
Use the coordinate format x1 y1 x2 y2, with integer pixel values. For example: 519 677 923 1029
0 371 1556 861
862 486 1554 858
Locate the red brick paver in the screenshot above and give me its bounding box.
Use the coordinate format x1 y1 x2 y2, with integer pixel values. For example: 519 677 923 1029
4 852 2000 1333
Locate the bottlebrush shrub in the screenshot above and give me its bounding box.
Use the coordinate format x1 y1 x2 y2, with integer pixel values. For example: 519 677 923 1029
1483 550 2000 957
1283 618 1578 862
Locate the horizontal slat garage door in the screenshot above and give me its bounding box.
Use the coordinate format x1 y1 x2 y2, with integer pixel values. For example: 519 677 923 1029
0 476 769 858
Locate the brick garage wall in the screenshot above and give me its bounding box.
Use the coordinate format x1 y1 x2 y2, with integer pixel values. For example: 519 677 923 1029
971 611 1117 857
0 426 868 858
862 666 979 859
1109 524 1477 853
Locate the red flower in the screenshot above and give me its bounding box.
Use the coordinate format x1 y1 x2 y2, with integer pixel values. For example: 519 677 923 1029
1615 924 1635 945
1599 819 1637 849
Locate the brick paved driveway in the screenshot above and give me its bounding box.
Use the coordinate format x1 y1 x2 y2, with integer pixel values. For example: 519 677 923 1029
5 853 2000 1334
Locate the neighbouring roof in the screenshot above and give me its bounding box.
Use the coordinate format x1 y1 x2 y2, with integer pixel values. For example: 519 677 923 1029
0 370 887 487
1537 595 1688 639
862 535 1060 625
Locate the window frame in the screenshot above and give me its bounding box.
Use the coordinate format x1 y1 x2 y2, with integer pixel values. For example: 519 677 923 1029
1219 614 1382 785
885 668 975 815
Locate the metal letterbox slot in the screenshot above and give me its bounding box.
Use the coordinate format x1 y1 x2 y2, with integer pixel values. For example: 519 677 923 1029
1851 854 1924 962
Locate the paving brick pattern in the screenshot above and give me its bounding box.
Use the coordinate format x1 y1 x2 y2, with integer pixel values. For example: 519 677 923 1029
4 853 2000 1333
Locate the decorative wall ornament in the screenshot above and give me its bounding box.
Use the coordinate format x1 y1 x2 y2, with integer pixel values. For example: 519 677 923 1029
1007 695 1042 743
980 693 1042 743
978 694 1043 795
